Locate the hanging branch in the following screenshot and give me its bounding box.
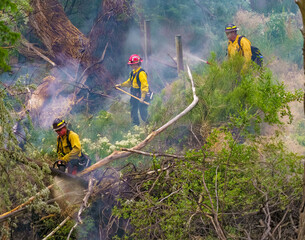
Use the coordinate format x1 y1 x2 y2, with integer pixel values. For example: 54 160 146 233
79 65 198 176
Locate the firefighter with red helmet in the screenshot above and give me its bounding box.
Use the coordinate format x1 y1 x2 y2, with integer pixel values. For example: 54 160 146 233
115 54 150 126
52 118 90 175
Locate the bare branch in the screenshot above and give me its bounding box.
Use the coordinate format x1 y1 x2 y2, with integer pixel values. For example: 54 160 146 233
67 176 96 239
20 39 56 66
120 148 184 159
42 216 71 240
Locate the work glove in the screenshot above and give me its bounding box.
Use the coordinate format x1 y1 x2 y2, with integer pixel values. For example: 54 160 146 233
115 84 121 88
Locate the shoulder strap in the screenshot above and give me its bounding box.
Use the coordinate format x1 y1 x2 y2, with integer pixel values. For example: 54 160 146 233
237 35 244 48
56 136 60 153
237 35 245 55
56 129 73 156
136 68 145 88
66 130 72 151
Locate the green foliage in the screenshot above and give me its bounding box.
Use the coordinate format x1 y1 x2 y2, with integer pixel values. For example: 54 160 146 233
0 80 59 238
250 0 298 14
294 120 305 147
40 217 76 240
150 54 302 140
0 0 30 72
108 51 303 238
113 128 303 239
240 11 303 66
29 106 149 167
266 12 293 44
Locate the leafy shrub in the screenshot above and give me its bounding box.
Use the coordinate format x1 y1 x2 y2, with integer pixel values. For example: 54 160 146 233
113 128 303 239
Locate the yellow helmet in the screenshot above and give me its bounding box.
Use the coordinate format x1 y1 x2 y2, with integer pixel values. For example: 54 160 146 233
52 118 66 131
225 24 239 32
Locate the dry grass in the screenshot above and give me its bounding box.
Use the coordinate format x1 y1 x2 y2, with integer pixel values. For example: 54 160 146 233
234 10 269 35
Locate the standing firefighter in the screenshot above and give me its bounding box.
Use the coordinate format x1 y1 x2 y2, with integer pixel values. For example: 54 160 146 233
115 54 150 126
225 23 252 62
52 118 90 175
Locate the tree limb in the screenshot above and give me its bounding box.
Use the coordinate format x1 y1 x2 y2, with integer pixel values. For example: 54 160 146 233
120 148 184 159
20 38 56 66
42 216 71 240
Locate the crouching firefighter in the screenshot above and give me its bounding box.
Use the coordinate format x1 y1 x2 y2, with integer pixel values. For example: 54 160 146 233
52 118 90 175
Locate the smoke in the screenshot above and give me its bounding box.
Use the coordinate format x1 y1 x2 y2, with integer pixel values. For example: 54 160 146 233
51 176 86 214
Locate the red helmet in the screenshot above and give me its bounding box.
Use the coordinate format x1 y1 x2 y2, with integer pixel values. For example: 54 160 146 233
127 54 143 65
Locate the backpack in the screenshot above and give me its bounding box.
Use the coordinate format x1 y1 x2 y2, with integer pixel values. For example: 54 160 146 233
238 36 263 67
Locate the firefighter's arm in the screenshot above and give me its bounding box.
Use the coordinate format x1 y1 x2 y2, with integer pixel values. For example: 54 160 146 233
120 78 132 88
241 38 252 62
61 132 82 162
139 71 149 99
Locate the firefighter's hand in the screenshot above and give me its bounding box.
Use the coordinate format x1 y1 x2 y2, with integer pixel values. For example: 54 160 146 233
139 98 144 103
115 84 121 88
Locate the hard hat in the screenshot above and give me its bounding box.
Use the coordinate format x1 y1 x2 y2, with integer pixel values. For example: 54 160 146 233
127 54 143 65
52 118 66 131
225 24 239 32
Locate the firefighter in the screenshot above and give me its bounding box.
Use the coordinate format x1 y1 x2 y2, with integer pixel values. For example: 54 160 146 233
225 23 252 62
115 54 150 126
52 118 90 175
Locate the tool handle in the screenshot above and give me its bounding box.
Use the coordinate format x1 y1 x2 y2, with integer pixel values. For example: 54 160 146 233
115 87 150 105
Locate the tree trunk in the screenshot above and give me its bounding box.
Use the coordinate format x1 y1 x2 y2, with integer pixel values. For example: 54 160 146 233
28 0 130 91
23 0 132 127
296 0 305 239
29 0 88 69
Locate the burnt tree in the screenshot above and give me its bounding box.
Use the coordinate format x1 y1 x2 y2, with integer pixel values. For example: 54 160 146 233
18 0 132 126
28 0 132 87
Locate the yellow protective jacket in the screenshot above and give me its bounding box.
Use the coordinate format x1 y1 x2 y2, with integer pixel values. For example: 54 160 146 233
121 67 149 99
227 35 252 62
57 130 82 162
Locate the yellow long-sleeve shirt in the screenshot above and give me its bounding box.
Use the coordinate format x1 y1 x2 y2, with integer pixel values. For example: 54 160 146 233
121 67 149 99
228 35 252 62
57 130 82 162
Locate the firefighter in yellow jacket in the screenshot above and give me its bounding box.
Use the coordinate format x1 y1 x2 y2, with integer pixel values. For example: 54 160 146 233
52 118 89 175
225 24 252 62
116 54 150 126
